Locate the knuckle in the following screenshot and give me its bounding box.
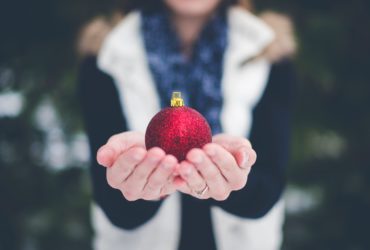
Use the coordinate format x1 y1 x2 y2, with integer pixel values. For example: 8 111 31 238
107 178 116 188
106 173 119 188
122 190 137 201
230 182 239 191
214 191 229 201
142 192 158 201
221 190 231 200
126 196 137 202
232 178 247 191
223 192 231 200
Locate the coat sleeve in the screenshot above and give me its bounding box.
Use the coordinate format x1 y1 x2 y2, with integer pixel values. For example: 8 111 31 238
210 60 295 218
77 56 164 229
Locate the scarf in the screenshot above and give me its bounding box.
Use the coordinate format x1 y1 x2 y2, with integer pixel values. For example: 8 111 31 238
141 8 228 134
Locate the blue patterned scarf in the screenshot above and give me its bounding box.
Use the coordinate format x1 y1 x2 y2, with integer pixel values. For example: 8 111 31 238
141 8 228 134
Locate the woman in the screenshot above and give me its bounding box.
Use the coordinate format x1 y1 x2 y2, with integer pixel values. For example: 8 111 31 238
78 0 296 249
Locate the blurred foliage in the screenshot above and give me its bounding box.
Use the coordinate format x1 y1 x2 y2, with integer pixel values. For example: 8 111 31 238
1 0 370 250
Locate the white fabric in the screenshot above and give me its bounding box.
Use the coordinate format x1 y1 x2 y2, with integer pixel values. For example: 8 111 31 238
221 8 273 137
96 6 284 250
212 199 285 250
98 12 161 133
92 193 181 250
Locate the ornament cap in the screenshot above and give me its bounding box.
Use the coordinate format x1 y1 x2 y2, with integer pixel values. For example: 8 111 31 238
170 91 184 107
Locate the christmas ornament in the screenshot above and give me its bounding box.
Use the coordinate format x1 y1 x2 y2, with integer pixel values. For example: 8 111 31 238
145 92 212 161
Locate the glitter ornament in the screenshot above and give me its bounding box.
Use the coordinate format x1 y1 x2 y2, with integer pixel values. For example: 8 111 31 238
145 92 212 161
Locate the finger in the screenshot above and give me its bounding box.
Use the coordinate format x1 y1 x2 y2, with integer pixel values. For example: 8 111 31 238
143 155 177 200
97 145 115 167
123 147 165 199
212 134 252 151
173 171 193 195
187 148 229 201
248 148 257 167
97 132 144 167
233 147 250 168
203 144 246 191
212 135 256 169
178 161 209 199
234 147 257 169
160 183 176 197
203 143 237 174
106 147 146 189
174 176 194 196
161 166 182 196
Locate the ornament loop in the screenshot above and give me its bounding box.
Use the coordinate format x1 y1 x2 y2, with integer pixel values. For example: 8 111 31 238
170 91 184 107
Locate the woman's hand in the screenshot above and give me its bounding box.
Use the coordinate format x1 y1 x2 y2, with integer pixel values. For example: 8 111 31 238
97 131 178 201
175 134 257 201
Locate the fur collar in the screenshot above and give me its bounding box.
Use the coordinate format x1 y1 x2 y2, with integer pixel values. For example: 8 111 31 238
78 8 296 63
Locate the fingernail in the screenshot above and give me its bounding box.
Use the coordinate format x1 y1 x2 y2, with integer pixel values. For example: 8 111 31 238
241 152 249 168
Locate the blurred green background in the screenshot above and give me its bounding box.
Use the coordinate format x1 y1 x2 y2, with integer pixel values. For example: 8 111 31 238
1 0 369 249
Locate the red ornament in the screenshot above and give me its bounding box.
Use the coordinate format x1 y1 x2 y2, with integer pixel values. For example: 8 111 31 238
145 92 212 161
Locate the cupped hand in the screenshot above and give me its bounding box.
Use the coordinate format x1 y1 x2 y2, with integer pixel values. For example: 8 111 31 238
97 131 178 201
175 134 257 201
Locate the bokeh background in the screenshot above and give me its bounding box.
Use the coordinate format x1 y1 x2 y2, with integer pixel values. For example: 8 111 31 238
1 0 369 249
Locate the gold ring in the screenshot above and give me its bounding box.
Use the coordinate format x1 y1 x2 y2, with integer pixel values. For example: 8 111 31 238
194 185 209 197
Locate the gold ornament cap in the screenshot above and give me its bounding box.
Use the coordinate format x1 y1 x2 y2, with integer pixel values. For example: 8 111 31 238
170 91 184 107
